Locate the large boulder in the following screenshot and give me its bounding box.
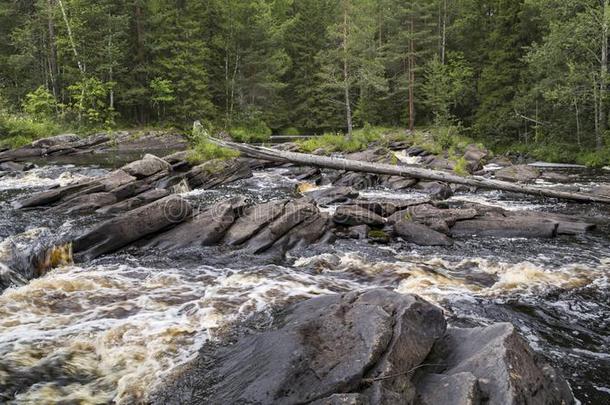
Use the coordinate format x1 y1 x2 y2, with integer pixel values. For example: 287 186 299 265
495 165 541 183
73 196 192 261
121 154 171 179
151 289 446 405
419 323 575 405
394 220 454 247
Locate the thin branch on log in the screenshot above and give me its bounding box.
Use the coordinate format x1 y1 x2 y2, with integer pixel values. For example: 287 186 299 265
209 138 610 205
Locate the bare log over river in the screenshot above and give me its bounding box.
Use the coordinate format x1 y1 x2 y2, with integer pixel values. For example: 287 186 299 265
211 138 610 204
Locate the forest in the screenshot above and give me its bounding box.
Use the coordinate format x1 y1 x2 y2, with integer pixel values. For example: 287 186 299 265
1 0 610 165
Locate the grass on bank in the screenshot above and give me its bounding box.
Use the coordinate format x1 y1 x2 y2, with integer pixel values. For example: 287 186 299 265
497 142 610 168
0 114 63 149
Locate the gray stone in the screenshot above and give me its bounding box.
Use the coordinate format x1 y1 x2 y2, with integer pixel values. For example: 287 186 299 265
73 196 192 261
246 201 320 253
187 158 253 189
451 217 559 238
97 188 170 215
334 205 386 227
147 200 237 250
151 289 446 405
394 220 454 246
495 165 541 183
426 324 575 405
31 134 80 148
121 154 171 179
223 200 287 246
416 372 480 405
306 186 360 206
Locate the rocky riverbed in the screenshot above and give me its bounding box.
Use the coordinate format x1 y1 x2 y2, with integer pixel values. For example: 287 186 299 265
0 133 608 404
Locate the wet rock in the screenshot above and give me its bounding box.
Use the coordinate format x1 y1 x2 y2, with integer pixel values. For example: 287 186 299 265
463 144 490 173
223 200 287 246
347 225 370 239
424 156 455 171
0 228 70 290
382 176 419 190
0 146 45 162
495 165 540 183
415 181 453 200
333 172 379 189
540 171 572 182
388 204 477 227
31 134 80 148
416 372 480 405
13 181 95 209
73 196 192 261
50 192 118 214
306 186 360 206
99 169 138 190
394 220 454 246
97 188 170 215
187 158 253 189
334 205 385 227
246 200 321 253
121 154 171 179
147 200 238 250
405 146 429 157
151 289 446 405
272 211 331 252
423 323 575 405
0 161 27 172
311 394 369 405
451 217 559 238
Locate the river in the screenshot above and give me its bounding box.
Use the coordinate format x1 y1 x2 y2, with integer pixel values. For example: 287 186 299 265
0 156 608 404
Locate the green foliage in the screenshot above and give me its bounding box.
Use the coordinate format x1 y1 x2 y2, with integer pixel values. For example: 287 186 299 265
67 77 116 127
283 127 301 136
187 124 239 164
22 86 57 119
149 77 175 120
0 114 62 149
298 126 400 153
230 117 272 143
422 54 474 126
453 156 470 176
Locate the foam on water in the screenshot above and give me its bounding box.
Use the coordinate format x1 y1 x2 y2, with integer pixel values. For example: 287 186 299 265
0 262 356 404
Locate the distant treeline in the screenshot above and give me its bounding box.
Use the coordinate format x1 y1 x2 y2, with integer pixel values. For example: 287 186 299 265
1 0 609 154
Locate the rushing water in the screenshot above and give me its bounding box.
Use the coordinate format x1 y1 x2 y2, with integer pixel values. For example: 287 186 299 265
0 159 609 404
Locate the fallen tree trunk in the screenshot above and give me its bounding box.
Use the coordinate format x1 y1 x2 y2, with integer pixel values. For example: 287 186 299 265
210 138 610 204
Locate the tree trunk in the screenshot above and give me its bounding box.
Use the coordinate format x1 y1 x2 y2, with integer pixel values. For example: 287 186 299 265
210 138 610 205
573 98 581 149
57 0 84 75
408 17 415 131
440 0 447 65
342 0 353 138
599 0 608 150
47 0 60 102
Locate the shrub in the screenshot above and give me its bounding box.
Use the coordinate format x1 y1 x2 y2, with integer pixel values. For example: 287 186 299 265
283 127 301 136
0 114 62 149
22 86 57 119
230 117 272 143
187 124 239 164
